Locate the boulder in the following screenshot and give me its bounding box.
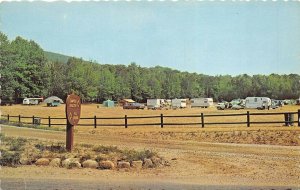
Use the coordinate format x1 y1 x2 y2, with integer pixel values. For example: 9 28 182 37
20 156 30 165
62 158 81 169
82 160 98 169
143 158 153 168
117 161 130 169
131 160 143 169
35 158 50 166
151 157 162 167
49 158 61 167
99 160 115 170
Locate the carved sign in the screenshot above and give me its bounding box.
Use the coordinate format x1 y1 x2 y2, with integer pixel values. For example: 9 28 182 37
66 94 81 125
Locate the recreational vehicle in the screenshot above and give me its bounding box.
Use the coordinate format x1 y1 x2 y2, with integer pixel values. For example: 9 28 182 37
23 97 43 105
171 99 187 109
147 99 163 110
245 97 271 109
191 98 214 108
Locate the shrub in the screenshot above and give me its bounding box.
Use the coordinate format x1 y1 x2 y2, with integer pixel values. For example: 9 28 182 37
92 145 121 154
80 143 93 149
0 150 21 166
122 149 157 162
1 136 28 151
35 143 66 153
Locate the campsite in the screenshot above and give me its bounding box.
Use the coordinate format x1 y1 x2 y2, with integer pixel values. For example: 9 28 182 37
1 1 300 189
1 103 300 188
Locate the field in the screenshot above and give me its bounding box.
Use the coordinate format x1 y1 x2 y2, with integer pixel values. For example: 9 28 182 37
1 104 300 188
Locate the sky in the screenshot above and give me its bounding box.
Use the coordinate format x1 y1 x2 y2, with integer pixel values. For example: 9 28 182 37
0 1 300 76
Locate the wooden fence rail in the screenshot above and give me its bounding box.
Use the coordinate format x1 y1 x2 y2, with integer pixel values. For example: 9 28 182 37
1 110 300 128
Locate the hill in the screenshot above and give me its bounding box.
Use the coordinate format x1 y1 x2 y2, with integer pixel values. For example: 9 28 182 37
44 51 71 64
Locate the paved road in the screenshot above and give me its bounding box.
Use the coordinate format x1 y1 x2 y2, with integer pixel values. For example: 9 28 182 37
1 178 296 190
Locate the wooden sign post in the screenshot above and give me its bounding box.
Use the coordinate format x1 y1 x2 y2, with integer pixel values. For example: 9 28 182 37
65 93 81 152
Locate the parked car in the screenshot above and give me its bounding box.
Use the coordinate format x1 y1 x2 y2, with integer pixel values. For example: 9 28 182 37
123 103 145 110
231 104 244 110
47 100 61 107
216 101 229 110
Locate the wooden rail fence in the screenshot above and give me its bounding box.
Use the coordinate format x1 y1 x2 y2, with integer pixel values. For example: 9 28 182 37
1 110 300 128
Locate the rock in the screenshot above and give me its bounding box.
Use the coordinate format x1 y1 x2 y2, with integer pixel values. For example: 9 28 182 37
49 158 61 167
99 160 115 170
117 161 130 169
151 157 162 167
62 159 71 168
62 158 81 169
35 158 50 166
20 157 30 165
143 158 153 168
131 160 143 169
82 160 98 169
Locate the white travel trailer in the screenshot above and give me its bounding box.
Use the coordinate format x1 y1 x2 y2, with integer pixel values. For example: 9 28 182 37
22 98 43 105
171 99 187 109
191 98 214 108
245 97 271 109
147 99 163 110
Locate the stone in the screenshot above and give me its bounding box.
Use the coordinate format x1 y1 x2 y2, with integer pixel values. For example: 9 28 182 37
117 161 130 169
20 157 30 165
143 158 153 168
131 160 143 169
62 158 81 169
151 157 162 167
99 160 115 170
82 159 98 169
49 158 61 167
35 158 50 166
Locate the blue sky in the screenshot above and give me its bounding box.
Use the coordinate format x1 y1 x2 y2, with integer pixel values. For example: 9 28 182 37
1 1 299 76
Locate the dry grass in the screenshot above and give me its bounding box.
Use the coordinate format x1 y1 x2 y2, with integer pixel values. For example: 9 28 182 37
1 103 299 129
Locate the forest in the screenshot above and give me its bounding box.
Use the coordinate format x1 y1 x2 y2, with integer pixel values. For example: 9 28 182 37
1 32 300 103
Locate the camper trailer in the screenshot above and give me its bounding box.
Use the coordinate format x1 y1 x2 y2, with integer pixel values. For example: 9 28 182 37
171 99 187 109
191 98 214 108
147 99 163 110
245 97 271 109
23 97 43 105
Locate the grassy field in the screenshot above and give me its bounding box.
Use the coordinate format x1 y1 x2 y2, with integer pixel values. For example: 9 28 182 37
1 103 299 129
2 104 300 187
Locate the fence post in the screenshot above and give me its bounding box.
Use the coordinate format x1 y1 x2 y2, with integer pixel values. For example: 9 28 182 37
7 114 9 122
247 111 250 127
298 109 300 127
48 116 51 127
94 116 97 128
160 114 164 128
32 115 35 124
19 115 21 123
201 113 204 128
125 115 128 128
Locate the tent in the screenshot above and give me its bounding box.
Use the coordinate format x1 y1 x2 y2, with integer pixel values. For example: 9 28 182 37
43 96 64 104
103 100 114 107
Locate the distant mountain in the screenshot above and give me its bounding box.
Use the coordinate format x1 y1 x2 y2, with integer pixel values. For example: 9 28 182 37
44 51 71 63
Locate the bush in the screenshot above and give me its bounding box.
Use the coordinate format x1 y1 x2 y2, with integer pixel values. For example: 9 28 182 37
92 145 121 154
1 135 28 151
121 149 157 162
9 137 27 151
0 150 21 166
35 143 66 153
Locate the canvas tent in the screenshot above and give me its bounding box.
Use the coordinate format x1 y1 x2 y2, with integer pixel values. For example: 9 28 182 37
103 100 114 107
43 96 64 104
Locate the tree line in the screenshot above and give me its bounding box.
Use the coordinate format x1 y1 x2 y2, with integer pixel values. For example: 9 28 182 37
1 32 300 103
